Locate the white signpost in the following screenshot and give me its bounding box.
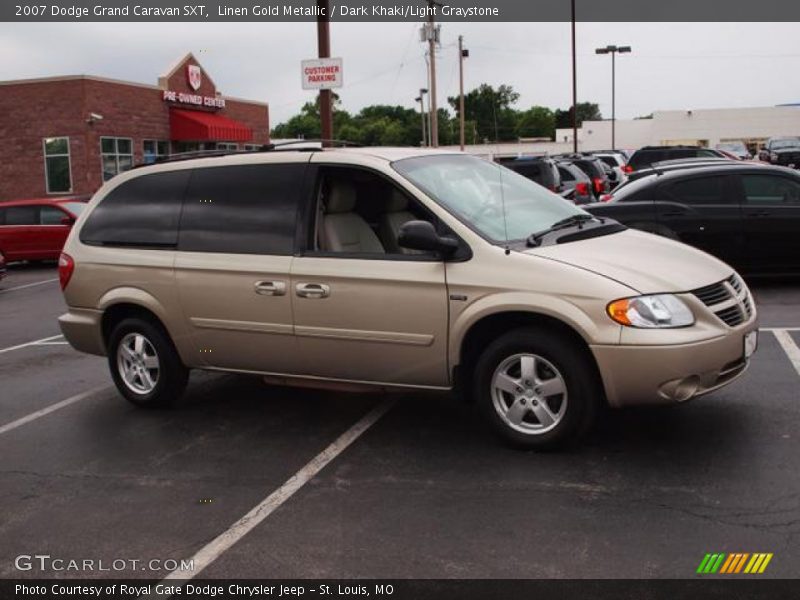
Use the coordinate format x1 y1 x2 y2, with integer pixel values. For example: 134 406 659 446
301 57 344 90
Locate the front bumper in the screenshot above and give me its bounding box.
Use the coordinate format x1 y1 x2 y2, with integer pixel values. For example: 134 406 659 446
591 323 758 408
59 308 106 356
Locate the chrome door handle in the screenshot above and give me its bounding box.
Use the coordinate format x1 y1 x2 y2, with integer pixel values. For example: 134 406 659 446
254 280 286 296
296 282 331 299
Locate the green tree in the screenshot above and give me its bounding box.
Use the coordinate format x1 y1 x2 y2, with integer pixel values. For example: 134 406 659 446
554 102 603 130
514 106 556 139
447 84 520 142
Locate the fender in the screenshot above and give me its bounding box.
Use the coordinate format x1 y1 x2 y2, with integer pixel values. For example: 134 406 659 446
449 291 615 366
96 286 195 364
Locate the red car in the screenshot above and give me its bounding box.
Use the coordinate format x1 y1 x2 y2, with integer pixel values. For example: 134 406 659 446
0 197 88 263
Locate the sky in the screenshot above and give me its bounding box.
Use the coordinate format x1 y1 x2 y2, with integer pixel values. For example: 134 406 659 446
1 22 799 125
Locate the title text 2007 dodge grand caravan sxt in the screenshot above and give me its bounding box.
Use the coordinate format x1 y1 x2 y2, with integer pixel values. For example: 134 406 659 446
58 148 758 448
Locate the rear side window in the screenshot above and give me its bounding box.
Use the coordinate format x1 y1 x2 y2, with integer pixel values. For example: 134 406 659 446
742 174 800 205
40 205 67 225
667 175 731 204
80 170 189 247
598 156 617 167
179 164 304 255
513 164 543 179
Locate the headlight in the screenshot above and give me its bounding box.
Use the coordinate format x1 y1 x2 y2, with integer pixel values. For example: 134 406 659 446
770 153 779 161
607 294 694 328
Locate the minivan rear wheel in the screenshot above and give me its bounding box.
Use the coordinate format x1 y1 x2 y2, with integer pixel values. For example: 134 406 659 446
107 317 188 408
474 328 600 449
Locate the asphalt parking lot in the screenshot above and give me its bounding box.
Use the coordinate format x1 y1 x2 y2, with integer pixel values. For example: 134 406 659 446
1 263 799 581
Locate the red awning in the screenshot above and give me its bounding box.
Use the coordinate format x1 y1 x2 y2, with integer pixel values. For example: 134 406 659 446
169 109 253 142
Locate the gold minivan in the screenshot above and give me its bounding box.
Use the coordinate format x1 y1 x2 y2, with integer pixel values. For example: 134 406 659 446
58 148 758 448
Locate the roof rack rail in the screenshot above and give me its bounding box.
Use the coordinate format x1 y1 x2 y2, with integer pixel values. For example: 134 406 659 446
132 138 362 168
262 138 362 150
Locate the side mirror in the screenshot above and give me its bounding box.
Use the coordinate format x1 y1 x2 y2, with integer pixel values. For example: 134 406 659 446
60 216 75 226
398 220 459 255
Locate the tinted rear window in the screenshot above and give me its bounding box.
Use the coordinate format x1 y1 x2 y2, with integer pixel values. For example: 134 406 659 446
80 170 190 247
179 164 304 255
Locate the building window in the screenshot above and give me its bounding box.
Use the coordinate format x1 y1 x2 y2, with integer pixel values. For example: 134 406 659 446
216 142 239 151
243 144 261 151
143 140 170 164
43 137 72 193
101 137 133 181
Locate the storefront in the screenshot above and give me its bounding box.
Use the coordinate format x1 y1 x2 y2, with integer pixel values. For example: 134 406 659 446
0 53 270 201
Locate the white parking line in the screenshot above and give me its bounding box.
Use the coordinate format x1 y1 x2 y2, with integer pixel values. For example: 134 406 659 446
0 278 58 293
0 386 109 436
772 329 800 378
0 334 64 355
150 398 396 589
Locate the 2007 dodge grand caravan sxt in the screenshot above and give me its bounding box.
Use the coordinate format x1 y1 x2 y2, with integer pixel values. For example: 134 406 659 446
58 148 758 448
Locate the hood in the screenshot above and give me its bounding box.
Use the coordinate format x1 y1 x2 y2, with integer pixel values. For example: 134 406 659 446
524 229 733 294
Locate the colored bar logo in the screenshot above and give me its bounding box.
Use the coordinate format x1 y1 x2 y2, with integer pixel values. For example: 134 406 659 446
697 552 773 574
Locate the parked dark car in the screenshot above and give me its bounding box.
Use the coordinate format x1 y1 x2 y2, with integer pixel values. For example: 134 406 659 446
555 154 611 198
555 162 594 204
627 145 725 171
760 137 800 167
585 163 800 274
498 156 561 192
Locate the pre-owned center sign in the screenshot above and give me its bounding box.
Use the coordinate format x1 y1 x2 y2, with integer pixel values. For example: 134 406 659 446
301 57 343 90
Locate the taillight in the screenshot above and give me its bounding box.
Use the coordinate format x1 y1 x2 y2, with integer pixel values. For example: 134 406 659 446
600 194 614 202
593 177 604 194
58 252 74 290
575 182 589 195
623 164 633 173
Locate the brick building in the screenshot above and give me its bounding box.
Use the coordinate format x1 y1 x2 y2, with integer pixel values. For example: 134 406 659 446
0 53 270 201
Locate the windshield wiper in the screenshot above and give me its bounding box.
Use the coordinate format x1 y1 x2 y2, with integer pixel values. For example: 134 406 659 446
527 214 598 247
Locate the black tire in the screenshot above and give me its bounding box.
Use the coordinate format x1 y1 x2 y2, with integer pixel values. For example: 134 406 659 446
107 317 189 408
474 327 601 450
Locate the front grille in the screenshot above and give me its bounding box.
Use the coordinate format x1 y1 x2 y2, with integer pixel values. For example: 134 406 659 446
715 305 746 327
691 274 753 328
777 152 800 165
693 281 731 306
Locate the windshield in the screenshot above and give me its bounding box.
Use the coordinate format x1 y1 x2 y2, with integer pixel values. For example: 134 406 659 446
60 202 87 216
771 138 800 149
717 142 746 152
392 154 585 243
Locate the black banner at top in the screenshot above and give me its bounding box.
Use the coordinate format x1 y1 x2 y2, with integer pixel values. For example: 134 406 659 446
3 0 800 22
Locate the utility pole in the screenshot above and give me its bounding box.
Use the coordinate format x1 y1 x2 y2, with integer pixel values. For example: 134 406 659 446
416 91 428 147
458 35 468 151
316 0 332 146
427 0 438 147
595 45 631 151
570 0 578 153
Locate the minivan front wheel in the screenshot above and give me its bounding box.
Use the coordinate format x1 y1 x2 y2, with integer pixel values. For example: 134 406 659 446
475 328 599 449
107 318 188 408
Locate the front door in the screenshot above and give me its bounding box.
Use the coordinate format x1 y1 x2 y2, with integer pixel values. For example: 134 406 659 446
737 172 800 273
657 174 743 267
290 164 450 387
